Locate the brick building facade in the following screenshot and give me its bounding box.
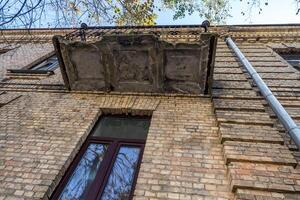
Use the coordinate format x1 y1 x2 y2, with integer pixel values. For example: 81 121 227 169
0 24 300 200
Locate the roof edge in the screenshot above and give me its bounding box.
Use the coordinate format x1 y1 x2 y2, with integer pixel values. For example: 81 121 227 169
1 23 300 32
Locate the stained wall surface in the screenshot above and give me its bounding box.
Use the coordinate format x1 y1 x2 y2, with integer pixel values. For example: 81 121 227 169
0 92 233 200
0 25 300 200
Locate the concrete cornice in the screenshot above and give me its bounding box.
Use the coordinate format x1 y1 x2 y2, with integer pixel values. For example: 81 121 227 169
1 24 300 43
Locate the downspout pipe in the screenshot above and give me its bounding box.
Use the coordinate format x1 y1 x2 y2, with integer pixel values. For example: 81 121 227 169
225 37 300 150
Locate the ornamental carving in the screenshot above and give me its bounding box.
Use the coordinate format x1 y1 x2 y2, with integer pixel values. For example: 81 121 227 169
53 33 217 94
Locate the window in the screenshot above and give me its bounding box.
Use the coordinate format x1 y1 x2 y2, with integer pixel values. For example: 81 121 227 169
0 49 10 55
51 115 151 200
279 53 300 71
30 56 59 71
7 55 59 75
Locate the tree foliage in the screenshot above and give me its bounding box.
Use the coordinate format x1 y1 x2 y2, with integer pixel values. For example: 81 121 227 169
0 0 299 28
162 0 231 24
0 0 158 28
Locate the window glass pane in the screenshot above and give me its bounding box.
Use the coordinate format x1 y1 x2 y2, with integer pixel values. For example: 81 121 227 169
279 53 300 71
100 146 141 200
31 56 59 71
48 61 59 70
58 143 108 200
31 60 47 70
93 116 150 140
35 63 53 71
280 54 300 60
36 61 58 71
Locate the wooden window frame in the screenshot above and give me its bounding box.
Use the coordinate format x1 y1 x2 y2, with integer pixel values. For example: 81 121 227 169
51 115 149 200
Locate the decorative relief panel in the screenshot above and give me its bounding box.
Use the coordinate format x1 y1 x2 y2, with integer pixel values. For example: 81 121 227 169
164 49 204 93
103 35 161 92
58 42 108 91
116 51 150 82
53 33 217 94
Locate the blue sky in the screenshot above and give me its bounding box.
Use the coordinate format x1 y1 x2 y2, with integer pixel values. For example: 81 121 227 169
3 0 299 28
156 0 300 25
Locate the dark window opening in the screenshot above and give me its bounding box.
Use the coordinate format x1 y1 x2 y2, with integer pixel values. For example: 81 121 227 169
51 115 151 200
279 53 300 71
0 49 10 55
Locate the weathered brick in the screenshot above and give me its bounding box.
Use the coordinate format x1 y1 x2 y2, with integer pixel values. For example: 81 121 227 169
223 141 297 167
219 123 283 144
213 99 265 111
213 81 252 89
1 26 300 200
212 89 258 98
215 110 274 125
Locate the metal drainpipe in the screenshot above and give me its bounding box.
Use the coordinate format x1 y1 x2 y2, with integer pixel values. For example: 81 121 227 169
225 37 300 150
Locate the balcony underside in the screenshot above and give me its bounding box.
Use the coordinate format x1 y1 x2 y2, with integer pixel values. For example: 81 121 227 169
53 33 217 94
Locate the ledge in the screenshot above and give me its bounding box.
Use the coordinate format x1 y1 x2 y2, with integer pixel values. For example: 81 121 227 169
53 33 218 95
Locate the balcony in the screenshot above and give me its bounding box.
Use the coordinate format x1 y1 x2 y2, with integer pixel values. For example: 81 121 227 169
53 24 218 94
